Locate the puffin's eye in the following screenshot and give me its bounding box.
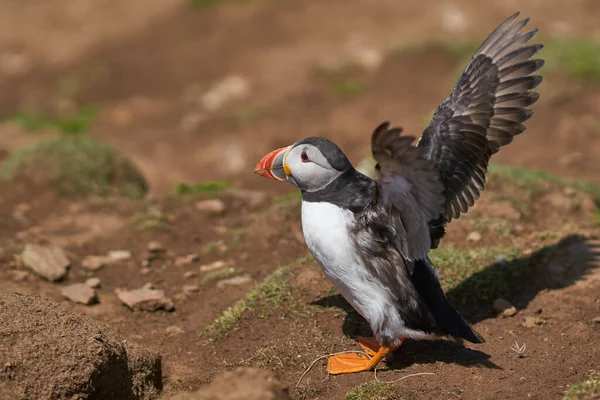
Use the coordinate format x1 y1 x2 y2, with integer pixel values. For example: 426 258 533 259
301 150 309 162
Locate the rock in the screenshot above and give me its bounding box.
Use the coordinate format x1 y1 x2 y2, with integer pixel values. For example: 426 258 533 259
165 367 292 400
201 75 250 112
85 277 102 288
108 250 132 261
21 244 70 282
200 260 227 272
61 283 98 305
147 241 164 253
196 199 225 215
0 293 162 399
140 267 152 275
493 298 517 317
183 284 200 295
179 112 207 132
591 316 600 324
116 286 174 312
183 271 197 279
82 255 113 271
522 316 546 328
217 275 252 289
166 326 184 337
7 270 29 282
175 254 200 267
466 231 482 242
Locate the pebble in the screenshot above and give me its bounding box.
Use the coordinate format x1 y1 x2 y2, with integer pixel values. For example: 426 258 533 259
116 286 174 312
183 271 197 279
201 75 250 112
196 199 225 215
140 267 151 275
85 277 101 289
81 255 113 271
200 260 228 273
61 283 98 305
7 270 29 282
216 275 252 289
21 244 70 282
108 250 132 261
147 241 164 253
175 254 200 267
493 298 517 318
592 316 600 324
467 231 482 242
222 188 268 209
166 326 184 337
522 316 545 328
183 284 200 295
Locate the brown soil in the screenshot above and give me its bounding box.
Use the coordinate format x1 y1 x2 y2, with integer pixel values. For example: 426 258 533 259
1 1 600 399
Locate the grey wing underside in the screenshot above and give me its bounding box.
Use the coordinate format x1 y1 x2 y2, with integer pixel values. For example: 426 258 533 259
418 12 543 226
370 12 543 260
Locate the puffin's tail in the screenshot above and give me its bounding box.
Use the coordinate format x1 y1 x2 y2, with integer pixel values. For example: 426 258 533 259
411 257 484 344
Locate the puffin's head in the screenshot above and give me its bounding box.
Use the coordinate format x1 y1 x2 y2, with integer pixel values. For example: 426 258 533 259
254 137 352 192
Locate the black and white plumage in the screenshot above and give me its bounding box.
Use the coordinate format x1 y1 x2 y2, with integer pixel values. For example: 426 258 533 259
254 12 543 374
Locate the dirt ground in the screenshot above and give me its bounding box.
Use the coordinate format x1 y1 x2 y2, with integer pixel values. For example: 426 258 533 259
1 0 599 399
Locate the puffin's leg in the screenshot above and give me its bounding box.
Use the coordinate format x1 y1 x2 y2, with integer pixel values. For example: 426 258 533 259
327 342 402 375
356 336 380 356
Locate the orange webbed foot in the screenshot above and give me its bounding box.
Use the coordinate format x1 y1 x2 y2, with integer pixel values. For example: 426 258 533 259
356 336 381 357
326 345 398 375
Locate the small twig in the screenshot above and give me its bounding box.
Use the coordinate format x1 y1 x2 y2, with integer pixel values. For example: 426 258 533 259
374 369 435 384
296 350 372 388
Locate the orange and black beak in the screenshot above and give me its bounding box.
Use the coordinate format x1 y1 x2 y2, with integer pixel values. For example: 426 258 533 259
254 146 292 181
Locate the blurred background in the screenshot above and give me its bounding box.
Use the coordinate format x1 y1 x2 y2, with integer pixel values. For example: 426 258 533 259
1 0 599 197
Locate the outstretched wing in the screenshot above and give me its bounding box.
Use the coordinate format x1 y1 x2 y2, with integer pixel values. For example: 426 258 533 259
418 12 543 228
371 122 445 260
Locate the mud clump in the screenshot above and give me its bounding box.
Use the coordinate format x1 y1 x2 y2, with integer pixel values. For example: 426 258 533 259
0 292 162 399
166 367 292 400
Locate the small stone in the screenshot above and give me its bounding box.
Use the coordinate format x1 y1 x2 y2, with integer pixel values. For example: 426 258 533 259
8 270 29 282
196 199 225 215
216 275 252 288
222 188 268 209
140 267 151 275
175 254 200 267
493 298 517 317
21 244 70 282
522 316 545 328
166 326 184 337
116 286 174 312
183 284 200 295
200 260 227 272
183 271 196 279
61 283 98 305
81 255 113 271
201 75 250 112
147 241 164 253
85 277 101 288
592 316 600 324
467 231 482 242
108 250 132 261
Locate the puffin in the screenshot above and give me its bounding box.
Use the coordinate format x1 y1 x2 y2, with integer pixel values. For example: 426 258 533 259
254 12 543 375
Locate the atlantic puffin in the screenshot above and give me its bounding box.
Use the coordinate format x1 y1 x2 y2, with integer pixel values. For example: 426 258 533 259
255 12 543 375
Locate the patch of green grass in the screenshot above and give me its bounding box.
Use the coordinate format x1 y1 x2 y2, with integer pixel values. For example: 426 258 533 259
563 379 600 400
432 245 529 304
489 164 600 202
131 212 171 231
346 381 411 400
202 241 227 255
545 39 600 81
472 217 512 238
201 267 239 285
12 106 98 135
200 255 311 338
594 210 600 225
172 181 230 197
391 40 478 59
331 80 365 98
0 136 147 198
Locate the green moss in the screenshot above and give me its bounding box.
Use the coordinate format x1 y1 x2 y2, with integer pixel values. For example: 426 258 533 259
229 106 257 125
346 381 411 400
0 136 147 198
331 80 365 98
12 106 98 136
563 379 600 400
172 181 230 197
131 212 171 231
201 268 239 285
200 255 310 338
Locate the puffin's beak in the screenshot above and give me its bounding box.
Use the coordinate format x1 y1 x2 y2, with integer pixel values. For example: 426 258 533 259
254 146 292 181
